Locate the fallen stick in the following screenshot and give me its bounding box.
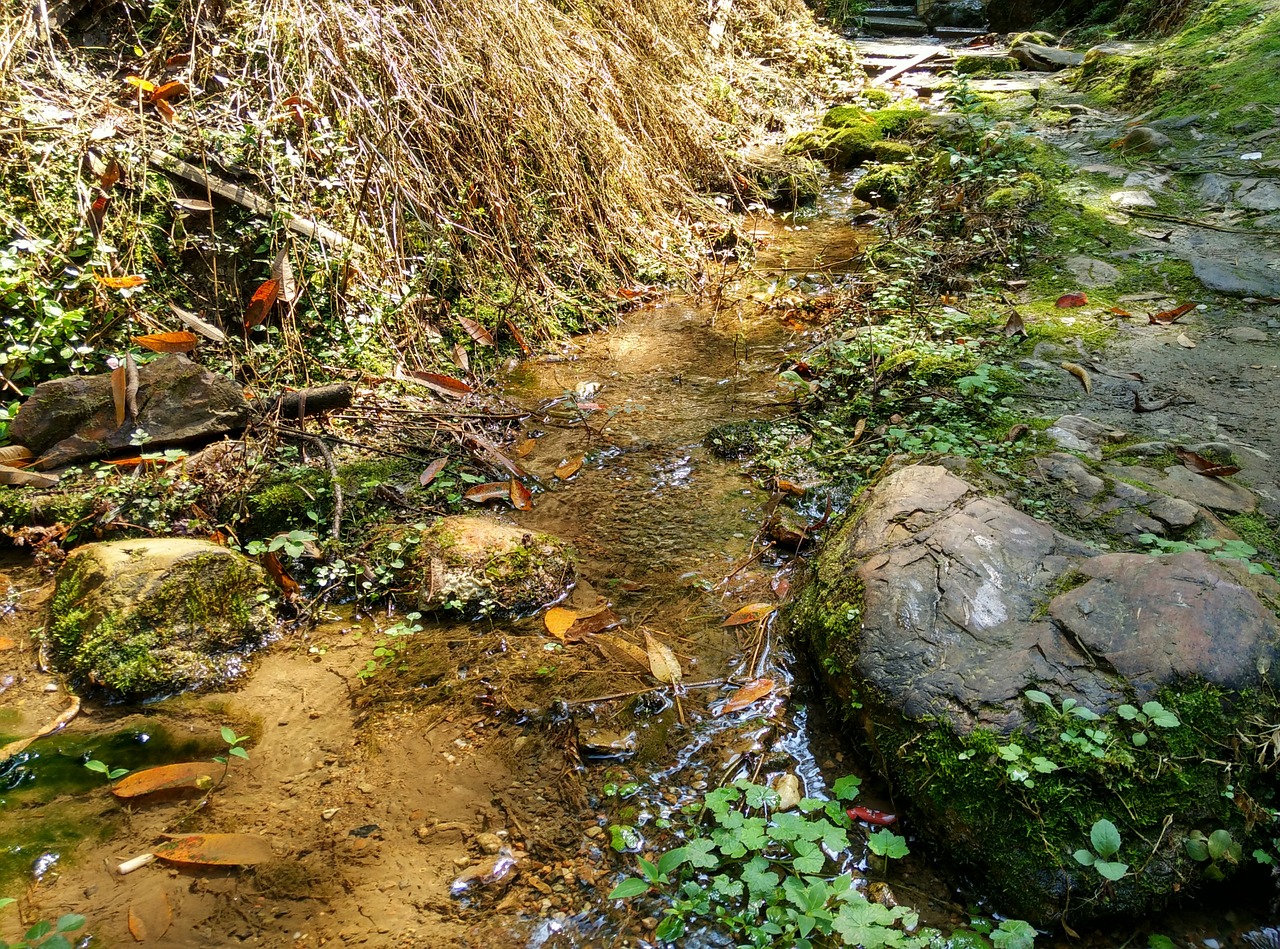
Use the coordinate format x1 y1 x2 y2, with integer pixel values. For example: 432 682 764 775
0 695 81 762
257 384 353 420
872 47 943 86
148 149 355 249
1124 208 1280 237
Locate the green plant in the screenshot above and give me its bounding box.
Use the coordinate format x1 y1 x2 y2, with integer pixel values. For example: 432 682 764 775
1073 818 1128 881
210 726 251 791
1184 828 1242 880
357 612 425 681
0 899 87 949
243 529 318 559
1116 701 1180 746
1138 533 1278 576
83 759 127 781
993 742 1059 788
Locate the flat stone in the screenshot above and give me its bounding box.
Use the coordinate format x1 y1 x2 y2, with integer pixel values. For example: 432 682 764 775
1237 179 1280 213
1190 256 1280 297
1052 414 1127 443
1122 172 1171 192
1110 189 1157 209
1156 466 1257 513
861 15 928 35
1225 326 1270 342
1045 426 1100 459
1010 43 1084 71
1147 495 1199 528
1080 164 1127 179
1196 173 1236 205
1063 256 1121 287
1033 452 1105 498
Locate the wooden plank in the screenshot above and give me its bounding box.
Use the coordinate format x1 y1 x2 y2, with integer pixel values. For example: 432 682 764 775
872 47 943 86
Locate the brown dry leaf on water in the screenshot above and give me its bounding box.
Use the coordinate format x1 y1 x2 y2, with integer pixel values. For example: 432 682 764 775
260 551 301 600
419 457 448 487
1060 362 1092 393
1056 292 1088 308
719 678 775 716
544 604 619 642
721 603 775 627
458 316 495 347
152 833 275 866
1150 302 1195 325
464 481 511 504
272 245 300 306
510 477 534 511
95 274 146 289
643 631 682 686
244 279 280 328
1174 447 1241 478
0 464 57 488
132 331 198 353
514 437 538 458
129 891 173 942
505 318 532 356
397 366 472 399
555 454 584 480
594 633 651 674
1002 311 1026 336
112 762 221 800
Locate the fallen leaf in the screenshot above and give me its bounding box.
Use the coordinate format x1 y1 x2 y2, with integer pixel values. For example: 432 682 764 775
1174 447 1240 478
1005 423 1030 442
514 437 537 458
129 891 173 942
0 446 33 466
776 479 805 496
260 551 300 599
1060 361 1092 393
771 574 790 599
112 762 221 799
452 341 471 373
419 457 448 487
397 367 472 399
112 365 127 426
1107 305 1133 318
132 331 198 353
1056 292 1088 308
594 634 651 673
166 52 191 67
565 607 620 641
152 834 275 866
1150 302 1195 325
168 303 227 343
0 636 13 651
96 274 146 289
1002 311 1026 336
851 417 866 445
272 245 300 305
543 607 577 641
643 631 682 686
173 198 214 213
555 454 584 480
847 806 897 826
244 279 280 328
124 75 157 94
464 481 511 504
149 80 190 103
721 603 775 627
504 318 532 356
719 678 775 716
125 354 139 420
100 158 121 190
1176 333 1196 349
458 316 494 347
509 477 534 511
153 98 177 122
0 464 58 487
89 195 109 229
1134 227 1172 241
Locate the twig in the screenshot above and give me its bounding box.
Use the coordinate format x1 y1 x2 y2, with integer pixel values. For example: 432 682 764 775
563 678 725 705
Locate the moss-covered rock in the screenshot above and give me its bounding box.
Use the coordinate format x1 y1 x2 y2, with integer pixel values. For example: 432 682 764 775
955 55 1020 74
46 539 275 698
789 463 1280 925
414 515 573 616
852 164 914 208
870 141 917 164
983 172 1048 211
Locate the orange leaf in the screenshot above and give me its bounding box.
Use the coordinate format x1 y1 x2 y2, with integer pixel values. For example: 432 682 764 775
261 551 301 599
244 279 280 328
1174 447 1241 478
100 158 121 190
89 195 110 229
152 834 275 866
132 330 198 353
464 481 510 504
1107 305 1133 318
555 454 584 480
124 75 157 94
95 274 146 289
544 606 577 641
719 678 775 716
153 98 177 122
112 762 221 799
419 457 448 487
510 477 533 511
129 891 173 942
0 636 13 651
514 437 538 458
165 52 191 67
504 318 532 356
149 80 190 103
399 368 472 399
111 365 127 427
102 456 145 467
721 603 775 627
1149 302 1196 325
1055 292 1088 308
458 316 495 347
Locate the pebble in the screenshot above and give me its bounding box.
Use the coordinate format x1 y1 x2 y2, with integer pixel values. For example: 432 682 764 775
475 832 503 855
43 682 59 693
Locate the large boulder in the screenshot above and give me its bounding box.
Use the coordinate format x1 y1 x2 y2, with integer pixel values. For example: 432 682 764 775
414 516 574 616
924 0 986 28
791 463 1280 925
10 354 249 469
46 538 275 698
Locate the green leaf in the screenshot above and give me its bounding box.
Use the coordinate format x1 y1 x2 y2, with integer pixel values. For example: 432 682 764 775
25 921 52 941
1254 848 1276 866
1116 704 1139 721
792 839 827 874
1030 756 1058 773
1069 706 1101 721
739 781 780 810
607 877 651 899
220 725 237 744
656 848 686 877
1073 849 1096 867
819 821 851 853
704 785 739 817
769 812 808 843
654 915 685 941
868 829 909 859
1149 935 1176 949
684 838 719 869
711 826 747 858
740 855 780 900
1207 829 1234 862
1090 819 1122 859
1094 859 1128 881
637 856 660 881
41 937 74 949
1184 832 1209 862
230 746 250 760
712 873 744 899
54 914 86 933
831 897 900 948
83 760 108 774
831 775 862 802
1131 732 1148 747
1024 689 1053 706
991 919 1038 949
0 898 13 910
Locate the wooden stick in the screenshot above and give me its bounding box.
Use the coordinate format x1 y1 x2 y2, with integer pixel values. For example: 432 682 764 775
258 384 353 420
148 150 355 249
1124 208 1280 237
872 47 943 86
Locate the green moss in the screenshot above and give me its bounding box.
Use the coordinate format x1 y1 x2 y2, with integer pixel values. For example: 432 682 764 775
870 141 916 164
862 88 892 107
983 173 1048 212
955 55 1019 75
868 105 927 138
853 164 914 209
820 104 871 130
1224 512 1280 561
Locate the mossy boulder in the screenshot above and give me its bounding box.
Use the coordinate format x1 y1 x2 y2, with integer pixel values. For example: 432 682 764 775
790 463 1280 926
414 515 573 616
954 55 1020 75
46 539 275 698
852 164 914 208
787 105 925 172
983 172 1048 211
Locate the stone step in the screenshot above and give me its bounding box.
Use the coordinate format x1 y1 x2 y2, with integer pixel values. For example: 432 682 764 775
863 5 917 14
862 55 950 71
934 25 992 40
862 15 929 36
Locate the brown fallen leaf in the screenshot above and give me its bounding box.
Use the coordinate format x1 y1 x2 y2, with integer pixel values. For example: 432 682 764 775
152 833 275 866
510 477 534 511
1005 423 1030 442
419 457 449 487
1174 447 1240 478
0 696 80 762
544 606 577 641
1088 361 1143 382
124 75 157 95
719 678 775 716
594 633 651 673
125 354 139 420
851 417 867 445
0 446 33 466
89 195 110 230
504 318 532 356
1150 302 1195 325
775 479 806 497
132 331 198 353
1176 332 1196 349
555 454 584 480
458 316 495 347
0 464 59 488
1002 311 1026 336
272 245 300 306
260 551 300 600
113 762 221 800
168 302 227 343
564 607 620 642
112 364 127 427
244 279 280 328
149 80 190 103
1107 305 1133 318
514 437 537 458
722 603 776 627
100 158 121 190
1056 292 1088 308
397 366 472 399
464 481 511 504
129 891 173 942
452 341 471 373
1060 361 1092 394
643 631 682 687
153 98 177 122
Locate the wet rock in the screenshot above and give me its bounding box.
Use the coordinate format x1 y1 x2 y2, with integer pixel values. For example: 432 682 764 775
578 726 637 760
10 354 249 470
791 463 1280 926
1010 43 1084 72
1197 173 1236 205
414 516 574 616
1080 163 1126 179
45 538 274 698
772 773 803 811
1225 326 1270 342
923 0 985 28
1106 464 1257 514
1237 179 1280 213
1109 189 1157 209
1146 495 1199 529
1063 256 1120 287
1190 255 1280 297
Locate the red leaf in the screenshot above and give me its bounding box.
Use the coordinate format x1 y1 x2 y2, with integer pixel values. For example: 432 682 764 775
112 762 221 799
719 678 775 716
399 368 472 399
152 834 275 866
149 80 190 103
847 806 897 826
260 551 300 599
721 603 775 627
1055 292 1088 308
458 316 494 347
99 158 121 191
509 477 533 511
419 457 448 487
1149 302 1195 325
464 481 510 503
1174 447 1240 478
1107 305 1133 318
504 318 532 356
244 279 280 328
